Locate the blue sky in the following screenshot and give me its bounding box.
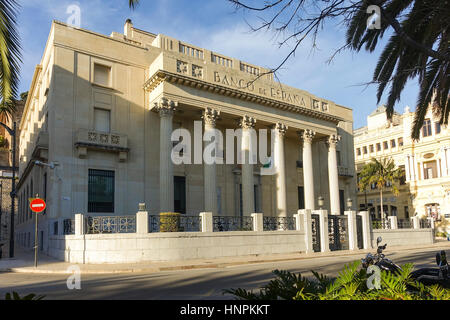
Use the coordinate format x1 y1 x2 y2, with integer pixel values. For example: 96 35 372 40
17 0 419 129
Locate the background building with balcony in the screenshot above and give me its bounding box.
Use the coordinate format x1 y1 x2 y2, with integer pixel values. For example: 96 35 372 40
354 105 450 233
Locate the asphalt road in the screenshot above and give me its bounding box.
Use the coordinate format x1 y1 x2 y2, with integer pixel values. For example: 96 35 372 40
0 246 446 300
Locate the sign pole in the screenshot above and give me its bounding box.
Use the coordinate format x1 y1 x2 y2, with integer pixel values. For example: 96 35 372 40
34 194 39 268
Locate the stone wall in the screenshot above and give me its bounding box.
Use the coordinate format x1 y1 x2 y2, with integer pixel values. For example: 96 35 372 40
48 230 306 264
371 228 434 247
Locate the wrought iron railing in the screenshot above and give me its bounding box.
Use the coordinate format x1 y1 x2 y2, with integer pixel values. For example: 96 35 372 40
213 216 253 232
85 216 136 234
371 219 391 229
263 217 296 231
148 215 201 232
419 219 431 229
397 219 412 229
63 219 75 235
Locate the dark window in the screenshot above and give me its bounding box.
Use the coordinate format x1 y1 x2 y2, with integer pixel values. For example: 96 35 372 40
383 141 388 150
398 137 403 146
88 169 115 213
376 143 381 151
369 145 374 153
404 206 409 218
339 189 345 215
298 186 305 210
363 146 367 154
356 148 361 156
390 139 396 148
422 119 432 137
174 176 186 214
435 122 441 134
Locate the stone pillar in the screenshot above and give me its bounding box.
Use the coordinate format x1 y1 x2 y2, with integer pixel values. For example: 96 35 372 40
388 215 398 230
405 155 411 181
136 203 149 234
412 216 420 229
200 212 213 232
203 108 220 214
155 98 177 213
357 211 371 249
74 213 84 236
240 116 256 216
274 122 288 217
298 209 313 253
251 213 263 232
427 217 435 229
344 210 358 250
315 209 330 252
299 130 315 210
327 134 341 215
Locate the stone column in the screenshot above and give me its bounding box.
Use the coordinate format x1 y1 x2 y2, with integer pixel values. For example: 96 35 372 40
274 122 288 217
357 211 371 249
155 98 177 213
388 215 398 230
405 155 411 181
240 115 256 216
136 203 149 234
327 134 341 215
200 212 213 232
74 213 84 236
299 129 315 210
251 213 263 232
344 210 358 250
412 216 420 229
202 108 220 214
298 209 313 253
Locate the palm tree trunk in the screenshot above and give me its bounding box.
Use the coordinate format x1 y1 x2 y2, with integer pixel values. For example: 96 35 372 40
380 189 384 221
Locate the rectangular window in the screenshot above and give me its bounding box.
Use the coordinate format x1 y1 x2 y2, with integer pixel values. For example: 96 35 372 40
383 141 388 150
363 146 367 154
88 169 115 213
174 176 186 214
422 119 432 137
435 122 441 134
369 145 374 153
356 148 361 156
94 108 110 133
391 139 396 148
94 64 111 87
336 150 341 166
398 137 403 146
298 186 305 210
376 143 381 152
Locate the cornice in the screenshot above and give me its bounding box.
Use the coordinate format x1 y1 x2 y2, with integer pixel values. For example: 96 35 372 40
144 70 344 125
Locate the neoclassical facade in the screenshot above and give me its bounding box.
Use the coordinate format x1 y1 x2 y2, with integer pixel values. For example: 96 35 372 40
15 20 356 251
354 106 450 228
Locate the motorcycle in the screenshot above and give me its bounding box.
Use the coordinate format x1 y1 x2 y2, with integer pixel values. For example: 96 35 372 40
361 236 450 288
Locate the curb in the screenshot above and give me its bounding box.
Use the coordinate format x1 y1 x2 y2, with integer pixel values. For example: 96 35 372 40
2 241 450 275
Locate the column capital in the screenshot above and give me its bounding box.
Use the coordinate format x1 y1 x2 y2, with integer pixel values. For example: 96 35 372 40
202 107 220 127
298 129 315 143
327 134 341 148
154 97 178 117
239 115 256 129
274 122 288 136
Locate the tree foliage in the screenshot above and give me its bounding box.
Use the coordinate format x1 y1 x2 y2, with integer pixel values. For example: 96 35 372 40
228 0 449 140
0 0 22 120
225 260 450 300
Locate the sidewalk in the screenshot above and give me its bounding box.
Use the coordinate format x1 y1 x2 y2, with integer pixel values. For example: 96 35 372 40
1 239 449 274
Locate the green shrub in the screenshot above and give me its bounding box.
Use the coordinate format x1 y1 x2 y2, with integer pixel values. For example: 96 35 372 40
0 136 7 148
224 260 450 300
4 292 45 300
159 212 180 232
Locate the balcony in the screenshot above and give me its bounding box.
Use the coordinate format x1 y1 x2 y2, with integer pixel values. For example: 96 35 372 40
31 131 49 160
75 129 129 162
338 166 354 177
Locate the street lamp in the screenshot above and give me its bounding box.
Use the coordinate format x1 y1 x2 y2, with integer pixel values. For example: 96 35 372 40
0 121 16 258
317 196 324 210
346 198 353 211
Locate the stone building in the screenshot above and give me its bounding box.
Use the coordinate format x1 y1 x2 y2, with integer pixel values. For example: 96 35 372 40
354 105 450 231
15 20 356 253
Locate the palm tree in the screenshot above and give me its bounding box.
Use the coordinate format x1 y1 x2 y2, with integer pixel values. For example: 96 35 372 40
347 0 449 140
358 157 404 221
128 0 140 9
0 0 22 120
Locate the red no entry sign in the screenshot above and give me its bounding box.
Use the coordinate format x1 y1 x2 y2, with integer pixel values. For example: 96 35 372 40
30 198 46 213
